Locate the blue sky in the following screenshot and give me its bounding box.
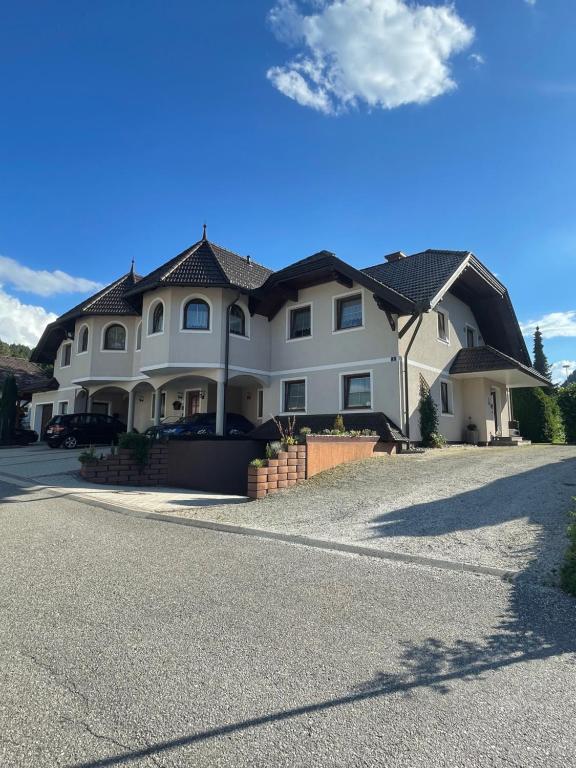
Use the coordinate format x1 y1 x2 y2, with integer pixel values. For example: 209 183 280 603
0 0 575 379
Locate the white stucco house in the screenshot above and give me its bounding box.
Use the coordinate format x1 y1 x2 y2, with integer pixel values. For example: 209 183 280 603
30 231 549 445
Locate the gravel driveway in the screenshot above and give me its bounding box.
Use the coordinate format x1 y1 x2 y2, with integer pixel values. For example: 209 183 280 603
167 445 576 581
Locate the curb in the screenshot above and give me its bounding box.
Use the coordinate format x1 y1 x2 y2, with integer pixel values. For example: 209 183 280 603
0 473 518 581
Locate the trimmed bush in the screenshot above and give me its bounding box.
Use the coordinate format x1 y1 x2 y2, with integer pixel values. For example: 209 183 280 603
558 383 576 444
118 431 152 467
0 373 18 445
512 388 565 443
419 377 443 447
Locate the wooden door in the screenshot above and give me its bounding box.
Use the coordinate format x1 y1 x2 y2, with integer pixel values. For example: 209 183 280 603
186 391 201 416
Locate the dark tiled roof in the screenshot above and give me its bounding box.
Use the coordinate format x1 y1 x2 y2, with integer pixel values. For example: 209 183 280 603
362 250 470 307
0 357 57 396
58 271 142 322
450 345 550 385
249 413 407 443
126 239 273 295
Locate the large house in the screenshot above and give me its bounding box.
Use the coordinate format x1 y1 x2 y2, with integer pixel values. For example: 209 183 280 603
30 231 549 444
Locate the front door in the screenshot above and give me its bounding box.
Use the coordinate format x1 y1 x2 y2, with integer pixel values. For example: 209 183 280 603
40 404 53 437
490 391 500 433
186 390 201 417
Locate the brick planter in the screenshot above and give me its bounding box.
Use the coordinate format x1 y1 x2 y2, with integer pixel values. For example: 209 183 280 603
247 445 307 499
79 445 168 486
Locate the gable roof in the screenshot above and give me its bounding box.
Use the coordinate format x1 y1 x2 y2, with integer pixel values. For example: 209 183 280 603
362 250 470 307
125 238 272 297
0 356 57 397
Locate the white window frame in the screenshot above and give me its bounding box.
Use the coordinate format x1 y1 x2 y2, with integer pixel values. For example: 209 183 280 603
286 301 313 342
179 294 213 334
101 321 128 353
464 323 477 349
57 400 69 416
332 289 365 335
439 378 454 416
229 303 250 341
339 370 374 413
280 377 308 415
61 342 72 368
77 325 89 355
147 299 165 338
436 308 450 345
135 321 142 351
257 388 264 420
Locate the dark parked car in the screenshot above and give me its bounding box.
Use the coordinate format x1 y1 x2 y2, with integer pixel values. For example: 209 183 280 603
13 427 39 445
145 412 254 440
45 413 127 449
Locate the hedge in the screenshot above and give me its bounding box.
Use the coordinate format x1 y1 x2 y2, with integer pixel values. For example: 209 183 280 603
558 383 576 444
512 388 565 443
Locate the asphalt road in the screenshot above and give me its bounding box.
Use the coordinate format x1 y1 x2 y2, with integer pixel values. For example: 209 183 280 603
1 478 575 768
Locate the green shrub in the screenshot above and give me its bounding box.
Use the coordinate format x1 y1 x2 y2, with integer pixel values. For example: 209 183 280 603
79 446 98 465
558 384 576 444
265 441 282 459
118 432 151 467
299 426 312 436
512 388 565 443
0 373 18 445
418 377 442 447
333 414 345 433
249 458 266 468
560 500 576 596
428 432 447 449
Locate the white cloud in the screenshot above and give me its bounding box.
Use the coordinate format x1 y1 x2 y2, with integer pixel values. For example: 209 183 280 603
267 0 475 114
0 255 102 297
521 311 576 339
0 286 57 348
468 52 485 68
551 360 576 385
524 0 536 6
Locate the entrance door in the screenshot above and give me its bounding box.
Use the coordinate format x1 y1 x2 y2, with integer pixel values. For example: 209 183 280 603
186 390 201 417
490 391 500 433
39 404 53 437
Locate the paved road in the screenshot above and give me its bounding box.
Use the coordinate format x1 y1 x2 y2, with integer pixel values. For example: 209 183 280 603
1 477 575 768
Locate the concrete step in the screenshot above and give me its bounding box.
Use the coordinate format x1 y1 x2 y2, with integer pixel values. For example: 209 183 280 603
490 437 531 447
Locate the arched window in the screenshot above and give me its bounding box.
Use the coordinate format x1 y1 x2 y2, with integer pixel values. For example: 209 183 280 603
229 305 246 336
136 322 142 350
78 326 89 353
150 302 164 334
103 324 126 351
183 299 210 330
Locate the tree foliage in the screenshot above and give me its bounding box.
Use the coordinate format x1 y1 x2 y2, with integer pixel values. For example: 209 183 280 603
0 374 18 444
512 387 565 444
418 376 440 447
558 383 576 444
0 338 33 359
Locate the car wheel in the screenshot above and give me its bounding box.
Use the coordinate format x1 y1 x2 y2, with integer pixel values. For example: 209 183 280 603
47 443 59 449
63 435 78 449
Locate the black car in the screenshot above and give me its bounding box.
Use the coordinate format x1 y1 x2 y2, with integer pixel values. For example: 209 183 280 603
45 413 127 449
145 412 254 440
13 427 39 445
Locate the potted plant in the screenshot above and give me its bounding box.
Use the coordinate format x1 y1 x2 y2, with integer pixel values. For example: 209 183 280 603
466 422 479 444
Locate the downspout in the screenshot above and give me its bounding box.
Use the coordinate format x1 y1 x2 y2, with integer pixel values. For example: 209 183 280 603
223 291 241 437
403 312 424 447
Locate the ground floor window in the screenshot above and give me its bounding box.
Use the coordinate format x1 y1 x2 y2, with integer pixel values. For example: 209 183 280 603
58 401 68 415
283 379 306 412
343 373 372 409
440 381 453 415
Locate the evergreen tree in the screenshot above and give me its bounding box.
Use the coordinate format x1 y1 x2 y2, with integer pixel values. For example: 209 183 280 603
418 376 440 447
0 374 18 444
533 327 552 380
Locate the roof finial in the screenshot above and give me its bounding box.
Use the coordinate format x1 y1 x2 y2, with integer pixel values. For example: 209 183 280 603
202 222 207 241
129 257 135 278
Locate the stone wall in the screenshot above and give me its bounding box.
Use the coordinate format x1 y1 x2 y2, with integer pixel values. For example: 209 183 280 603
247 445 306 499
80 445 168 486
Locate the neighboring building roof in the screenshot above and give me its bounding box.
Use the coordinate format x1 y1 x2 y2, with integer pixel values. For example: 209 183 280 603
249 413 407 443
449 345 550 385
125 237 273 297
0 357 57 398
362 250 470 306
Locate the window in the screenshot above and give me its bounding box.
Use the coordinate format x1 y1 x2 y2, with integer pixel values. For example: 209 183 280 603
136 322 142 350
151 392 166 419
289 305 311 339
183 299 210 330
437 311 449 342
283 380 306 412
229 305 246 336
58 401 68 415
151 302 164 334
335 294 362 331
466 327 475 348
440 381 453 415
103 324 126 351
343 373 372 410
61 343 71 367
78 327 89 353
257 389 264 419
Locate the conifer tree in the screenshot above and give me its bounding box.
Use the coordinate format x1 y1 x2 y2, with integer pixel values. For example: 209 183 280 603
533 326 552 380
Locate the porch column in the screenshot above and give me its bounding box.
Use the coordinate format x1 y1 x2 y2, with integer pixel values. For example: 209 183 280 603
87 392 93 412
127 390 135 432
154 388 162 427
216 380 225 436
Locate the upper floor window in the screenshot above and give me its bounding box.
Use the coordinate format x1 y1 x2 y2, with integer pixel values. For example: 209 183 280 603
466 327 475 348
103 324 126 351
61 343 72 367
150 302 164 334
183 299 210 330
335 294 362 331
283 379 306 413
289 305 311 339
343 373 372 410
437 310 449 343
78 327 89 354
229 305 246 336
136 322 142 351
